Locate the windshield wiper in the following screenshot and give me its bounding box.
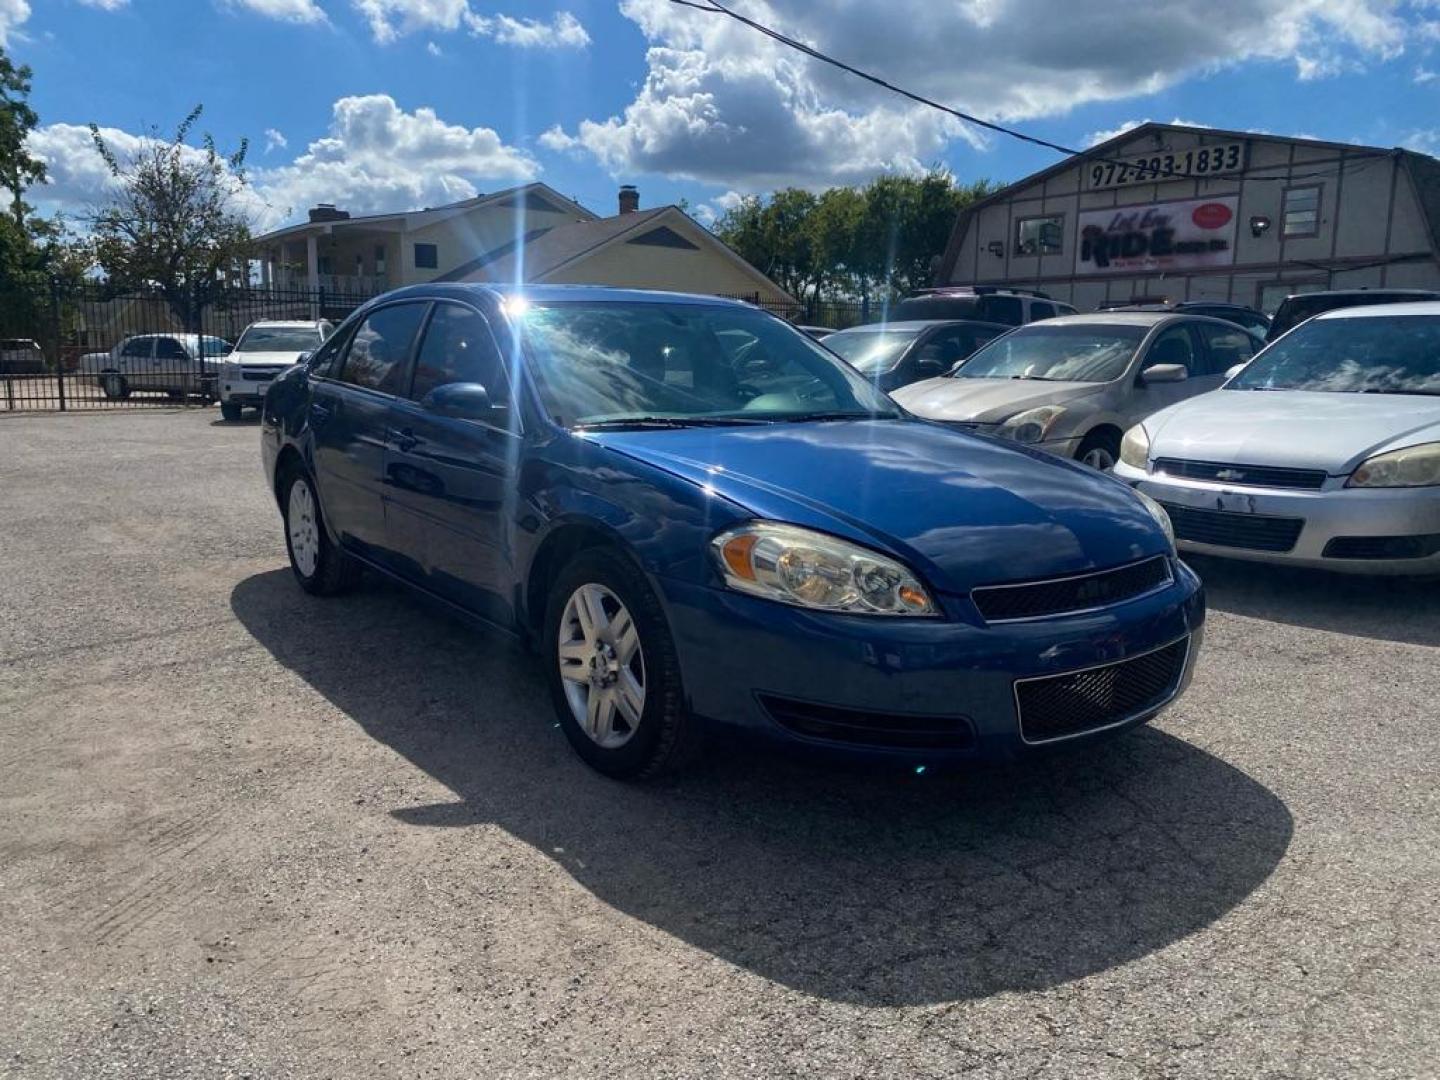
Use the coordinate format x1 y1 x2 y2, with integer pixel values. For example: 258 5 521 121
1009 374 1063 381
1352 388 1440 396
575 415 771 431
769 411 895 423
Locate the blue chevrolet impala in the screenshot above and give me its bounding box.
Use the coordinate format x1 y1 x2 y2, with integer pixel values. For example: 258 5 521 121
261 285 1204 779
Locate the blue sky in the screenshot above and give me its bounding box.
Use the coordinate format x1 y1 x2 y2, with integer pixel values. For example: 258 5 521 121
4 0 1438 233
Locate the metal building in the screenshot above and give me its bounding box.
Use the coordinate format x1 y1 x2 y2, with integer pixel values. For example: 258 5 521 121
936 123 1440 313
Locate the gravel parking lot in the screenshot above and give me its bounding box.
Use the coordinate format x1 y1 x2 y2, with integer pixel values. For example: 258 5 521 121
2 408 1438 1079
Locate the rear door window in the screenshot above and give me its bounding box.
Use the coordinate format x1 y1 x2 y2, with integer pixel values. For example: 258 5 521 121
1197 322 1257 374
154 337 188 361
980 296 1024 325
1029 301 1057 321
337 303 428 395
121 338 153 359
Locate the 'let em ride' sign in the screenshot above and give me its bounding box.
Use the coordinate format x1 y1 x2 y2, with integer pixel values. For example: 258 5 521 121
1076 195 1239 276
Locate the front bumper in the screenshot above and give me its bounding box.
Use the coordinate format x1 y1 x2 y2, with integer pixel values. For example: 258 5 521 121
1115 461 1440 574
221 368 287 405
656 563 1205 762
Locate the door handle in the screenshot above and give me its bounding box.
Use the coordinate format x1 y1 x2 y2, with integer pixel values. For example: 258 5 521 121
388 427 420 452
309 401 333 425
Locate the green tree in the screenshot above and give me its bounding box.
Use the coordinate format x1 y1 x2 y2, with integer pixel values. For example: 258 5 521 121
855 170 995 297
89 105 252 329
0 47 46 232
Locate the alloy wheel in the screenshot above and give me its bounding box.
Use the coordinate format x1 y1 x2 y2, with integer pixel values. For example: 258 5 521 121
557 583 645 749
1082 446 1117 471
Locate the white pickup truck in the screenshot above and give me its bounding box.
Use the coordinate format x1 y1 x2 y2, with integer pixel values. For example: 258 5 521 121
218 320 333 421
81 333 232 401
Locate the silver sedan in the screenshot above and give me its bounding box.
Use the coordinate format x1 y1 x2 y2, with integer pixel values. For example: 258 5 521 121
1114 302 1440 574
893 313 1261 470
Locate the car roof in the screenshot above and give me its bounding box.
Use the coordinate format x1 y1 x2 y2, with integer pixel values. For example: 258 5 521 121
1285 288 1439 300
829 319 1006 333
1313 300 1440 319
1033 312 1193 327
383 282 754 309
245 320 327 328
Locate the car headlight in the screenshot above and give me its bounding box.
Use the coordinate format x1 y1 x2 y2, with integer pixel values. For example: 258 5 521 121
1347 442 1440 488
1132 489 1175 550
712 522 938 616
1120 424 1150 470
997 405 1066 444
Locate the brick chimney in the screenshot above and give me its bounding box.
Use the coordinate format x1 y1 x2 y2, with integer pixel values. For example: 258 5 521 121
618 185 639 215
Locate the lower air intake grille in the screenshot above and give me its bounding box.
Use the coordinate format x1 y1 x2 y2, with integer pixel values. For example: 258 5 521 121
1322 534 1440 560
759 696 975 750
972 556 1172 622
1015 638 1189 743
1158 502 1305 552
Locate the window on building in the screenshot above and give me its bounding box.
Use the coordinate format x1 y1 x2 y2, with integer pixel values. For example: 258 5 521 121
1282 186 1322 238
1015 215 1064 256
375 245 388 274
414 243 439 270
337 303 427 394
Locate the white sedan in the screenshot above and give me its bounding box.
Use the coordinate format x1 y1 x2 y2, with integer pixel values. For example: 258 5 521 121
1114 302 1440 574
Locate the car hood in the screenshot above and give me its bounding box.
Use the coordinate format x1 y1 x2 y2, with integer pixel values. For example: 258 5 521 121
893 377 1105 423
587 419 1170 594
226 350 307 366
1145 390 1440 474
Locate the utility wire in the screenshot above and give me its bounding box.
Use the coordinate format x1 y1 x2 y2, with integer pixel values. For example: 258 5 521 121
669 0 1391 184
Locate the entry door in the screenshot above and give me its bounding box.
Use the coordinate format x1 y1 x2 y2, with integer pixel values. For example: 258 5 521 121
309 302 429 566
383 301 519 625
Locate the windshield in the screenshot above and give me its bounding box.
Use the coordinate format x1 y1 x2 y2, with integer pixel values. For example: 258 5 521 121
514 301 901 426
1230 314 1440 395
951 324 1145 382
825 329 920 374
235 326 323 353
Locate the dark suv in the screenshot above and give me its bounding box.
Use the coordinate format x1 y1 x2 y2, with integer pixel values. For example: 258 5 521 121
890 288 1076 326
1266 289 1440 341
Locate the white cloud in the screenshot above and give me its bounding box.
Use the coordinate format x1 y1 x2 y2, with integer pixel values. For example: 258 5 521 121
0 0 30 46
350 0 468 42
350 2 589 46
1417 66 1438 84
264 128 288 153
25 96 537 232
1404 129 1440 156
225 0 327 21
75 0 128 10
251 94 537 225
426 39 442 55
467 10 589 48
545 0 1421 191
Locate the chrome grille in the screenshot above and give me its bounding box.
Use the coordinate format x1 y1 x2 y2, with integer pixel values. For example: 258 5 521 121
1154 458 1327 490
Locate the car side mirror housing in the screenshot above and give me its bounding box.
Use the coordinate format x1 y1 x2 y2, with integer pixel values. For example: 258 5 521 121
422 381 502 421
1140 363 1188 385
1225 363 1247 381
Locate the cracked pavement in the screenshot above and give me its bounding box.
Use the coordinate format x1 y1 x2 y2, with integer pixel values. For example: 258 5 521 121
1 409 1437 1079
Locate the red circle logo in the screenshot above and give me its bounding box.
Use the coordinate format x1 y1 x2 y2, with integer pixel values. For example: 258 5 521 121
1192 202 1233 230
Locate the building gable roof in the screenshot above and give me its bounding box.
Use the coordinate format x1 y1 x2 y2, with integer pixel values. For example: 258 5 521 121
254 182 595 243
936 123 1423 281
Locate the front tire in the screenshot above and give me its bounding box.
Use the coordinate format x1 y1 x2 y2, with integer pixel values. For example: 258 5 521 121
102 373 129 400
544 549 699 780
1076 430 1121 471
280 466 360 596
220 400 243 422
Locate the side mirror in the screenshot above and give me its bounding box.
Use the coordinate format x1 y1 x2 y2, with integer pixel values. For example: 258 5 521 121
1225 363 1247 381
422 381 503 421
1140 363 1188 385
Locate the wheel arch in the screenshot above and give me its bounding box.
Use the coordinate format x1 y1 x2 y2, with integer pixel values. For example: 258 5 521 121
522 520 634 641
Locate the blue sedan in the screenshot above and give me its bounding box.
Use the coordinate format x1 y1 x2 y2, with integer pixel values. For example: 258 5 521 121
261 285 1204 779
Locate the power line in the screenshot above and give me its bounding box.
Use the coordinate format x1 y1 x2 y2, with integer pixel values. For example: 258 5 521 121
669 0 1391 185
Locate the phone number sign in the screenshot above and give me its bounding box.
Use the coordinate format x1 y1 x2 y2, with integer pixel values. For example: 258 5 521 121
1076 195 1239 275
1086 142 1246 190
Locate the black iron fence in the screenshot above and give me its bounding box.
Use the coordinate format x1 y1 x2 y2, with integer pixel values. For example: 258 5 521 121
0 281 877 413
0 281 374 412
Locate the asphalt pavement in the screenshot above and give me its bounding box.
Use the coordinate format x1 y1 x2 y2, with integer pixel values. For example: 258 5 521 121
1 409 1436 1079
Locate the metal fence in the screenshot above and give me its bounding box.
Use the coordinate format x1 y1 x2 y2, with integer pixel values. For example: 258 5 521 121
0 281 374 413
0 282 878 414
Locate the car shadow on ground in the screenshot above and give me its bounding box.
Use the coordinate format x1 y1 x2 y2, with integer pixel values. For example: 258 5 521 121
1187 555 1440 647
231 569 1292 1007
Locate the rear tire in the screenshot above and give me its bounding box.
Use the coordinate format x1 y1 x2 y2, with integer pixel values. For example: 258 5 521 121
102 373 129 400
1076 430 1121 471
543 548 700 780
280 466 360 596
220 400 243 422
